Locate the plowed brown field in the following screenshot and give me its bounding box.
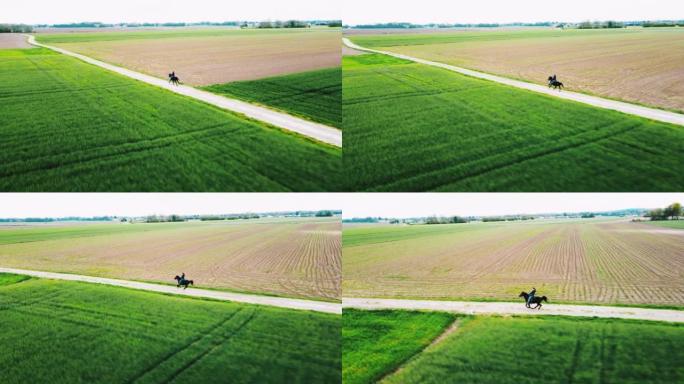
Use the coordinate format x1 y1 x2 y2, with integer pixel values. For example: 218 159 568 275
343 219 684 306
0 217 341 301
38 28 341 86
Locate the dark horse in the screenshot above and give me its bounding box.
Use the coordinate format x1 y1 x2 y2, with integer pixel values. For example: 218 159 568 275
174 275 193 289
548 76 564 91
519 291 548 309
168 72 181 86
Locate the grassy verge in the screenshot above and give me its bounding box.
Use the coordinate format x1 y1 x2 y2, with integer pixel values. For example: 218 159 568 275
0 48 340 191
203 67 341 128
381 314 684 383
0 274 340 383
0 273 30 286
646 220 684 229
342 53 684 191
343 309 456 384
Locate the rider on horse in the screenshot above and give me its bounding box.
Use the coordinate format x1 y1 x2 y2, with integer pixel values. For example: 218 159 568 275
527 287 536 307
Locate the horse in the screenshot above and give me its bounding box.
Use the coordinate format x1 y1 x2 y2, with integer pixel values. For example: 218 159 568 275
168 72 181 86
519 291 548 309
548 79 564 91
174 275 194 289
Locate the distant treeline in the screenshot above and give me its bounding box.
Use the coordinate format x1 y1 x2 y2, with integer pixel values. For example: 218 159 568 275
145 210 340 223
643 21 684 27
647 202 681 221
577 20 625 29
343 208 652 225
0 24 33 33
425 216 469 224
37 20 341 29
0 216 113 222
348 20 683 29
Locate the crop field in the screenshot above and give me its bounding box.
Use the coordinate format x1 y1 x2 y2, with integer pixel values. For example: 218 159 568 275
0 48 341 191
343 219 684 306
0 217 341 301
647 220 684 230
203 67 342 127
344 310 684 384
343 309 456 384
0 274 341 383
0 34 32 49
342 53 684 191
36 28 341 86
349 27 684 112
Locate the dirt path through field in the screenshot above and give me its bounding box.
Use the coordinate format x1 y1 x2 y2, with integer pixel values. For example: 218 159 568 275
0 267 341 314
343 298 683 323
343 38 684 127
26 35 342 147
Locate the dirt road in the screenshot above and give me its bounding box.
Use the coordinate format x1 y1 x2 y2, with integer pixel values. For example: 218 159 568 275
1 267 341 314
26 35 342 147
343 297 684 323
343 38 684 127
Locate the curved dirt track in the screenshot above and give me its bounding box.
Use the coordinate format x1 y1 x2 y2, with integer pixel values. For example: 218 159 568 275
26 35 342 147
343 38 684 127
343 298 684 323
1 267 341 314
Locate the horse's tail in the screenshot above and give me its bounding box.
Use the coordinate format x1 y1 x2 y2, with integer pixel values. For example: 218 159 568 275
542 296 548 302
189 280 194 285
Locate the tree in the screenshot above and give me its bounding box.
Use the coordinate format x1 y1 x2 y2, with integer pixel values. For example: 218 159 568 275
668 202 682 220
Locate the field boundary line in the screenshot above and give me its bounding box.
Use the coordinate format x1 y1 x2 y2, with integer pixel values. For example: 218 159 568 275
0 267 341 314
343 38 684 127
25 35 342 147
380 318 461 383
343 298 684 323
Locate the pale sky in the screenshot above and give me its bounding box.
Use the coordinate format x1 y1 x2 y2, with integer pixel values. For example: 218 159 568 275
340 193 684 218
343 0 684 25
0 193 342 218
2 0 340 25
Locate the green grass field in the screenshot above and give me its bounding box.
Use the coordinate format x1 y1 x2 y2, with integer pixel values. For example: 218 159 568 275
203 67 342 127
343 309 456 384
0 48 340 191
342 53 684 191
647 220 684 229
0 273 340 383
344 310 684 384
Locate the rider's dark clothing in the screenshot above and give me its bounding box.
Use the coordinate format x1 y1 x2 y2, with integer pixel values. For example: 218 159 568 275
527 288 536 305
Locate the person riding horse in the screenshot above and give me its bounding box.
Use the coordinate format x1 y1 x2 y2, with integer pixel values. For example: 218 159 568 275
168 71 180 86
527 287 536 307
548 74 563 90
519 289 548 309
174 272 193 289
